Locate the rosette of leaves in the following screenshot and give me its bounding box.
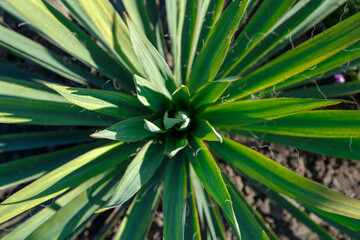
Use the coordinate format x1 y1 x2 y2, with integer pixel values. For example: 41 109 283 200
1 0 360 239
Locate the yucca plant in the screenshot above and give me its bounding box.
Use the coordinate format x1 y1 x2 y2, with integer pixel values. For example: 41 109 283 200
0 0 360 239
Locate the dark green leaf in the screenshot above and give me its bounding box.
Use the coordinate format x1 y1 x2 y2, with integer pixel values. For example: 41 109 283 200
184 163 202 240
134 74 171 112
201 98 341 127
251 181 333 240
99 141 165 211
0 142 141 224
190 163 227 240
0 129 93 153
236 110 360 138
209 138 360 221
0 97 118 126
221 0 296 76
127 16 177 95
188 0 249 93
231 130 360 161
226 12 360 100
0 25 106 88
163 152 187 240
186 137 240 238
114 166 164 240
27 169 122 240
278 81 360 99
165 133 187 158
190 77 237 109
0 142 105 190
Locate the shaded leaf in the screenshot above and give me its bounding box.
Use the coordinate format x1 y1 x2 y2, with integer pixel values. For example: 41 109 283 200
0 142 105 190
231 130 360 161
209 138 360 221
165 133 187 158
226 12 360 100
115 166 164 240
0 97 118 126
134 74 171 112
201 98 341 127
188 0 249 93
163 152 187 240
46 83 150 118
186 137 240 238
0 142 141 224
98 141 165 211
236 110 360 138
91 116 154 142
127 16 177 96
0 129 93 153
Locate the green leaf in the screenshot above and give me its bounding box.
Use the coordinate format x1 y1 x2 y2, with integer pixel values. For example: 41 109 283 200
163 111 185 130
145 0 167 57
307 205 360 232
98 141 165 211
0 76 66 103
0 129 93 153
223 175 271 240
1 170 114 240
226 11 360 100
163 152 187 240
165 0 192 83
184 163 201 240
122 0 156 46
186 137 240 238
231 130 360 161
165 0 178 62
77 0 143 76
0 97 118 126
165 133 187 158
185 0 225 82
266 41 360 94
190 164 226 240
115 167 164 240
178 0 198 84
134 74 171 112
0 141 104 190
188 0 249 93
221 0 296 76
237 110 360 138
58 0 107 45
3 0 133 89
45 83 150 118
310 208 360 239
144 119 164 133
0 62 48 85
190 77 237 109
0 24 106 88
172 85 190 109
278 81 360 99
91 116 154 142
209 138 360 220
0 142 140 224
222 0 348 78
26 169 122 240
256 0 348 73
201 98 341 127
127 16 177 96
191 118 223 142
251 181 334 240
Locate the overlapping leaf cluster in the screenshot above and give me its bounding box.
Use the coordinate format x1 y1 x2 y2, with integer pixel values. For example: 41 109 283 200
0 0 360 239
